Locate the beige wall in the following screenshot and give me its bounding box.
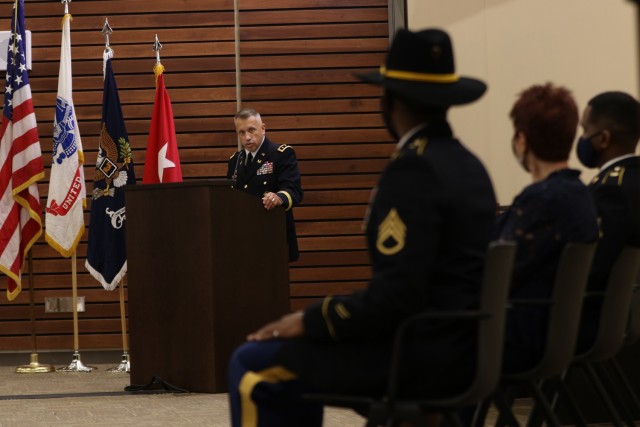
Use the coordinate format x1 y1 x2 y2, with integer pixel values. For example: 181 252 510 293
407 0 639 204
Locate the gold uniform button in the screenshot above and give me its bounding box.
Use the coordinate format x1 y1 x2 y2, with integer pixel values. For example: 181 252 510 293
263 181 267 185
243 184 248 189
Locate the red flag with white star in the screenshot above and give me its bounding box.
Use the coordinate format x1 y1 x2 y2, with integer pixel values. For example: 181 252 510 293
142 63 182 184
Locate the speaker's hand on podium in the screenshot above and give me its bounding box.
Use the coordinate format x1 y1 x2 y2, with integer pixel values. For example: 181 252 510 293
262 192 283 210
247 311 304 341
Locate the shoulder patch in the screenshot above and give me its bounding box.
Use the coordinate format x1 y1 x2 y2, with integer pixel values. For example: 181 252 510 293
376 208 406 256
277 144 291 153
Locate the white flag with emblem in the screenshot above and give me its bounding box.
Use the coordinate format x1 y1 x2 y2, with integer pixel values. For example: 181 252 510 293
45 12 85 257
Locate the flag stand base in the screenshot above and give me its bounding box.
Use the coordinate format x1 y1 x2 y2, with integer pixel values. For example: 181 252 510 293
58 352 94 372
107 352 130 373
15 353 56 374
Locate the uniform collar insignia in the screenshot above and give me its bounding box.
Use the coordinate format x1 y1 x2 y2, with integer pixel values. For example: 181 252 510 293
408 137 428 155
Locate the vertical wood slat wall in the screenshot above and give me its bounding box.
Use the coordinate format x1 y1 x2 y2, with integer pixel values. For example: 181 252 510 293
0 0 391 352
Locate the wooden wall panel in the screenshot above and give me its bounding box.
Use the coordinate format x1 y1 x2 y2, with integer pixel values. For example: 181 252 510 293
0 0 391 352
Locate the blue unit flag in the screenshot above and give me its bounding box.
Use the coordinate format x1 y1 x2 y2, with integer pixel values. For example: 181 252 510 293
85 55 135 290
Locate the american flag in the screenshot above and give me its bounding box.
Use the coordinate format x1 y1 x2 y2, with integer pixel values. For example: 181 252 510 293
0 0 45 301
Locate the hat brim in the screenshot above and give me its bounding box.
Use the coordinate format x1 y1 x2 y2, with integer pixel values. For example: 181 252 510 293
357 71 487 107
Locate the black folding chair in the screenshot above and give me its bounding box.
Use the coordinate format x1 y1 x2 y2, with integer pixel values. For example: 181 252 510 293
303 241 517 427
482 243 597 427
557 246 640 427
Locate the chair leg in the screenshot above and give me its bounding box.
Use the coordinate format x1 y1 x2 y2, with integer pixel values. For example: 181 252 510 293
593 362 637 427
607 357 640 419
525 381 561 427
492 389 521 427
367 401 389 427
547 375 588 427
582 362 624 427
471 398 491 427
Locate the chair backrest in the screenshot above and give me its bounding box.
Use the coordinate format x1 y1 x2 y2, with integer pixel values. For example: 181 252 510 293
531 243 596 378
623 267 640 346
578 246 640 362
452 241 516 406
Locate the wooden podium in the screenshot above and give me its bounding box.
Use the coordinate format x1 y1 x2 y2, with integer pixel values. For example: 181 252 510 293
125 180 290 393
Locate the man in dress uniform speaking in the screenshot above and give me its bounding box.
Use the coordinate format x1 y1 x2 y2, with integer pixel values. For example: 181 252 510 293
226 108 303 262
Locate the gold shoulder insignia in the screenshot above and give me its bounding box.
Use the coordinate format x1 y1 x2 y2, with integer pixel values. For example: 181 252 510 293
229 152 238 160
408 137 428 156
376 208 406 256
277 144 291 153
600 166 626 186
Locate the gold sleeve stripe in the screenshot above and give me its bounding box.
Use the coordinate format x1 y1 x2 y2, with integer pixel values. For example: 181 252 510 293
239 366 298 427
278 191 293 211
321 296 337 339
335 303 351 320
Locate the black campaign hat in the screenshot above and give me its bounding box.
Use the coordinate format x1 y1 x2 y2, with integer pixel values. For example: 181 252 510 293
358 28 487 107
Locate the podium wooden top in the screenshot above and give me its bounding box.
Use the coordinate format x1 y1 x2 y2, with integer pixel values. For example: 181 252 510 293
125 179 234 192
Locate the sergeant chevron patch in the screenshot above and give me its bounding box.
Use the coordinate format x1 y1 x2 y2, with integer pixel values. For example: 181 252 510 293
376 208 406 255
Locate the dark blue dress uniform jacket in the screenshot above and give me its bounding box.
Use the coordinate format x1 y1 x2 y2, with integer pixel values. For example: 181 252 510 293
496 169 598 372
277 121 497 397
227 137 303 261
578 156 640 351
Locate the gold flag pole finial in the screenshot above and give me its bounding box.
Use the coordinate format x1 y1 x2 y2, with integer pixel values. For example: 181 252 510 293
152 34 165 85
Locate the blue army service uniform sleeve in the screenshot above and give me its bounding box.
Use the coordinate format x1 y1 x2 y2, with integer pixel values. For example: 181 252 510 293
272 144 303 211
227 151 241 180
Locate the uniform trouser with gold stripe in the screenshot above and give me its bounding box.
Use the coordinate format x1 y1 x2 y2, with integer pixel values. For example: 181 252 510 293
228 340 323 427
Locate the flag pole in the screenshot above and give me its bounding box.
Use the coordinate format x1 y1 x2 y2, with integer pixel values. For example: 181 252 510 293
58 250 92 372
15 251 55 373
107 277 130 373
153 33 164 85
100 19 130 373
56 0 92 373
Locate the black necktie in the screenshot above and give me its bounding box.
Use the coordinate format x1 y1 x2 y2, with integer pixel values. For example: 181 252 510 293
246 153 253 167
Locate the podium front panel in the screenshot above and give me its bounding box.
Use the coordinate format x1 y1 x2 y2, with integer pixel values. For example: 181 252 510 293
126 180 289 392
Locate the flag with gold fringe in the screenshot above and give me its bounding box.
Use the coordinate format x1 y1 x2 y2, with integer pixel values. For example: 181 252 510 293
0 0 44 300
45 11 85 257
142 61 182 183
85 49 135 291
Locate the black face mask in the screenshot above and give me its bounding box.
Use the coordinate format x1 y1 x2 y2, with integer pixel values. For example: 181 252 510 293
381 95 400 141
576 131 603 168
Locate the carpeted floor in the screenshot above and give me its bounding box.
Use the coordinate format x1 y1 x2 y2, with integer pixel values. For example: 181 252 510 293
0 351 616 426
